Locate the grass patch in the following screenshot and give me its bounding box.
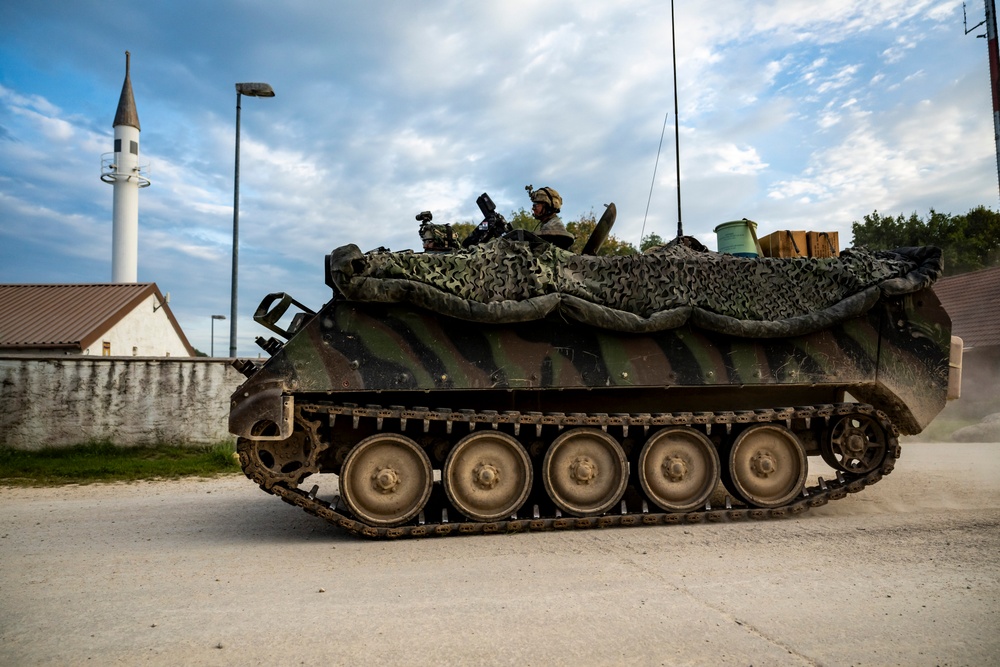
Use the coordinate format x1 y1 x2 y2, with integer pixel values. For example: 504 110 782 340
0 441 241 486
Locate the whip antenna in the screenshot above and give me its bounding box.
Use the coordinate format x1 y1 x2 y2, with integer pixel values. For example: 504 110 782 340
640 1 684 246
640 110 670 246
671 0 683 237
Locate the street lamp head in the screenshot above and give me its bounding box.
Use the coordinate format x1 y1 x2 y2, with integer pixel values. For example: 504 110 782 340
235 82 275 97
212 314 227 320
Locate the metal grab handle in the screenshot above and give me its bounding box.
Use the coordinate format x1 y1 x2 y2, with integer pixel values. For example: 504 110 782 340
785 230 801 255
253 292 316 340
818 232 835 254
744 218 763 257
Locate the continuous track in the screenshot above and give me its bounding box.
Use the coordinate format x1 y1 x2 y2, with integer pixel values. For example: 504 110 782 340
238 402 899 539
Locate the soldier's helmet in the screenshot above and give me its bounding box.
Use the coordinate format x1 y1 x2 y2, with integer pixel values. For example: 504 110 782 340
530 186 562 213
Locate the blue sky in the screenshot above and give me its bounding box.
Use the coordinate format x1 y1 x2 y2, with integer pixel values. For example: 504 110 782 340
0 0 995 355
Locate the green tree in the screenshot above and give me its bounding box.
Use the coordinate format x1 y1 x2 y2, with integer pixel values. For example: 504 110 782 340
852 206 1000 274
565 210 637 255
640 232 665 251
506 206 537 231
450 221 476 240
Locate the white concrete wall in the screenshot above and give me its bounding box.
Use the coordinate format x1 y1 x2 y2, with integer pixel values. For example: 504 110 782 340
82 294 192 358
0 356 245 449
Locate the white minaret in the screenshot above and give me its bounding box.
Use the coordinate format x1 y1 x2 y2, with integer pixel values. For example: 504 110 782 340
101 51 150 283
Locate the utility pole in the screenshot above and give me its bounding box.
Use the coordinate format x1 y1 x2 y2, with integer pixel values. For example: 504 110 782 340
967 0 1000 201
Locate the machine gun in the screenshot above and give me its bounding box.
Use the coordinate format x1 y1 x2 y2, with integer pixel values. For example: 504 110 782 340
461 192 512 248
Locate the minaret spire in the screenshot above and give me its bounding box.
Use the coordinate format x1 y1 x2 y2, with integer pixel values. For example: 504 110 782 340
113 51 140 131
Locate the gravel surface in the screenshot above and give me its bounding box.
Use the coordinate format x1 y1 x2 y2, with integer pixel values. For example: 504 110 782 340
1 441 998 666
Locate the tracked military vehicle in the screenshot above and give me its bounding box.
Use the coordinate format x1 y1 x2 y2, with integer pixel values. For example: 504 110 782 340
229 201 961 538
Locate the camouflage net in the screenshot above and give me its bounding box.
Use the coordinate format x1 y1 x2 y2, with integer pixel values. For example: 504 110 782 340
326 238 943 338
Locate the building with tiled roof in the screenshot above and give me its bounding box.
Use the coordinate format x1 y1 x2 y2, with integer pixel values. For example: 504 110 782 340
933 265 1000 422
0 283 194 357
934 265 1000 352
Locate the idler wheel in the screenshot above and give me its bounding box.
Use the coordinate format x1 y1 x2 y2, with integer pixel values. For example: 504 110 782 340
639 427 721 512
443 432 533 522
724 424 807 508
542 428 628 517
339 434 433 527
823 414 888 474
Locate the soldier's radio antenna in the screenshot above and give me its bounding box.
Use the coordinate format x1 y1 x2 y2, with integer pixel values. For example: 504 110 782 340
641 111 669 245
640 0 684 246
670 0 683 238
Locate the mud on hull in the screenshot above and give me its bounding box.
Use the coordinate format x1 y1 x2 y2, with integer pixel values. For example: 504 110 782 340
230 285 955 536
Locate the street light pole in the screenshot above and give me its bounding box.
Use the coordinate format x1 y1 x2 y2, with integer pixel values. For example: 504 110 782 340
211 314 226 357
230 82 275 358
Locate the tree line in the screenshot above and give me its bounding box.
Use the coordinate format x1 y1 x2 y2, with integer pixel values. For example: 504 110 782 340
450 203 1000 274
452 207 663 256
851 206 1000 275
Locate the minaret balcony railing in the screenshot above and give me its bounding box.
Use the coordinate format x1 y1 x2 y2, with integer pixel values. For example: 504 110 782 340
100 153 151 187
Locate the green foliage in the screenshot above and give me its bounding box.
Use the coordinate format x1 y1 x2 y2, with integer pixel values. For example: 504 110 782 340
0 441 240 486
640 232 665 251
507 206 537 231
565 210 637 256
851 206 1000 274
450 221 476 240
450 207 637 256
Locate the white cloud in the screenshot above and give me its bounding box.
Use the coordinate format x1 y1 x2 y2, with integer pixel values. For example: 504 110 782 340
882 35 919 64
0 0 993 354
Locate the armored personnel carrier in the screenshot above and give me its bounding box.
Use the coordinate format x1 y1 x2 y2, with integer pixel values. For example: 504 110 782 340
229 202 961 538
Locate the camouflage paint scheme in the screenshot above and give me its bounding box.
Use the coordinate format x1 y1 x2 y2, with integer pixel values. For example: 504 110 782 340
230 285 951 441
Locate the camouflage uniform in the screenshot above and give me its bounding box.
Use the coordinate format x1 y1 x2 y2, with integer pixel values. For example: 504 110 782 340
419 221 459 252
538 214 572 242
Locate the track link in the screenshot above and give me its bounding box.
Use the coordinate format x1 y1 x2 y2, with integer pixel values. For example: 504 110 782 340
239 402 900 539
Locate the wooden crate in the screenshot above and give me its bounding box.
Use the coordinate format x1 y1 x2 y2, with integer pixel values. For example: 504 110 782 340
759 230 807 258
807 231 839 257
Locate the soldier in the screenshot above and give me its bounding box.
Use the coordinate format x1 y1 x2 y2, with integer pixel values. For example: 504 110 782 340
529 186 575 250
419 219 459 252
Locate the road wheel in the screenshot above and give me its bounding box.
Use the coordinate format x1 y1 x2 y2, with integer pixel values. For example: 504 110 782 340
444 431 533 521
542 428 628 517
340 434 433 527
639 427 720 512
725 424 807 508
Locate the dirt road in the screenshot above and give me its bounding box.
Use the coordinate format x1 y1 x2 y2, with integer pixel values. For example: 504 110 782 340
2 441 998 666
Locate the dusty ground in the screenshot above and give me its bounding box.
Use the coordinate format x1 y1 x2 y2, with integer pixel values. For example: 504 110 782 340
1 441 998 667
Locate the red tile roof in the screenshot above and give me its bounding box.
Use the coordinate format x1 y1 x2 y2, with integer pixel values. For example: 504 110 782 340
933 265 1000 350
0 283 193 355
